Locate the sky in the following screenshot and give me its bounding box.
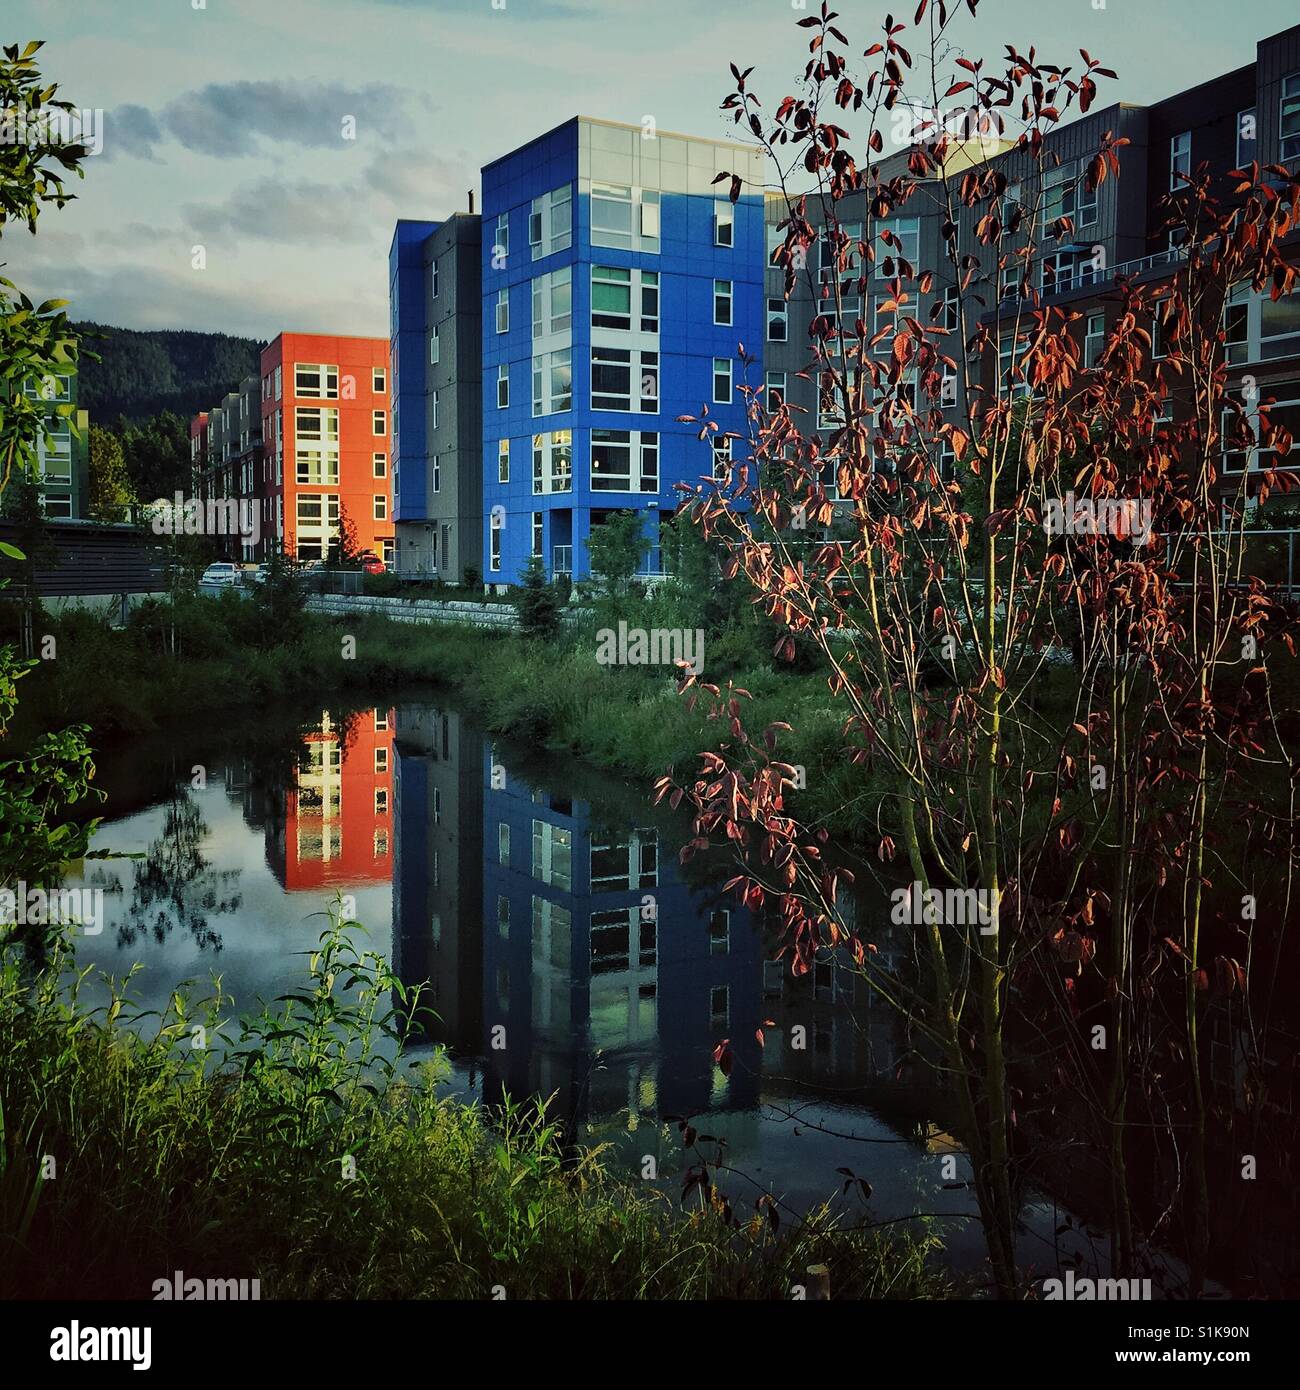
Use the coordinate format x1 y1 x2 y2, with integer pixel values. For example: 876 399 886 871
4 0 1298 342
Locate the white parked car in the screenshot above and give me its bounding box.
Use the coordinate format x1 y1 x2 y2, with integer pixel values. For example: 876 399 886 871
200 562 242 588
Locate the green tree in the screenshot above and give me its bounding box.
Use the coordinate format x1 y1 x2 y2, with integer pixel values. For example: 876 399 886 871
513 552 562 640
87 423 133 520
0 40 103 951
585 510 649 605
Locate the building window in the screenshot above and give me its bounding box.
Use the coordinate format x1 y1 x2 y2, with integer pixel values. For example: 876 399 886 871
590 429 658 492
766 371 786 408
531 348 572 415
1236 108 1257 169
498 438 510 483
1084 313 1105 369
713 357 732 403
714 201 734 247
641 270 659 332
497 896 510 938
294 363 338 399
294 407 340 484
532 430 572 494
499 822 510 864
373 367 386 394
1281 74 1300 164
497 363 509 409
372 409 386 436
529 183 573 259
431 455 440 493
875 217 919 277
490 522 502 572
431 390 439 429
592 344 633 411
1260 287 1300 360
819 221 863 283
711 435 732 483
592 264 632 329
640 190 660 239
767 297 788 342
429 327 439 365
496 288 509 334
714 279 733 326
374 747 389 773
531 266 572 338
874 297 917 353
373 494 387 521
1042 161 1097 231
372 451 386 478
431 259 439 298
375 789 389 815
592 182 633 250
495 211 509 260
532 819 573 890
532 511 543 557
1169 130 1191 190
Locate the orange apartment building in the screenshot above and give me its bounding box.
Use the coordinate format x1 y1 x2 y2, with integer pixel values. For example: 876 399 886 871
257 332 394 565
267 707 396 892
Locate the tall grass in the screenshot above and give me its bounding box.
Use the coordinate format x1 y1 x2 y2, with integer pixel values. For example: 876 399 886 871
0 915 950 1300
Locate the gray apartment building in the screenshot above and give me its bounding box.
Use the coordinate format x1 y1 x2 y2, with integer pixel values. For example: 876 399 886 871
389 213 483 579
763 21 1300 505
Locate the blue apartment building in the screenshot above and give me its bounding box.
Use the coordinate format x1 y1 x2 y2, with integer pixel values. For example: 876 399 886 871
476 117 767 586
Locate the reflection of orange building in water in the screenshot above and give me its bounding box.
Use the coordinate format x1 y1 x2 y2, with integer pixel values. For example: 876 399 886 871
267 709 395 891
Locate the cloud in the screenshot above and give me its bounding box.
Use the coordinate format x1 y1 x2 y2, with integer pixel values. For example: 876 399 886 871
181 176 372 245
159 80 427 157
100 103 165 161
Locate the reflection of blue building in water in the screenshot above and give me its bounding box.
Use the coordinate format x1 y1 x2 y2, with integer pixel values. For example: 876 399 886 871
481 741 762 1132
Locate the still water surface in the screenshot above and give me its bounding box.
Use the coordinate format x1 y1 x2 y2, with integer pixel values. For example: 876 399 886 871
64 692 1101 1284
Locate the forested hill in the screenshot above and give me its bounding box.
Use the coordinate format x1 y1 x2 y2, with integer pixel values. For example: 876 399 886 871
72 323 265 422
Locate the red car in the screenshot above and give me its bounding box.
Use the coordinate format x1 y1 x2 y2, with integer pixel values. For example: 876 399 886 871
357 550 386 575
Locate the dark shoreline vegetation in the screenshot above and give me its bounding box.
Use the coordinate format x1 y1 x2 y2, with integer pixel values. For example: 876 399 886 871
3 585 888 836
0 916 952 1301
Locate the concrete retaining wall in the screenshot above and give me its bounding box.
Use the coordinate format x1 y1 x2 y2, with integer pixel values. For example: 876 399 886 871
305 593 521 631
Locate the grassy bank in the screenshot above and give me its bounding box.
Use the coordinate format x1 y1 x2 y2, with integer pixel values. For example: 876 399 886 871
5 588 887 836
0 918 951 1300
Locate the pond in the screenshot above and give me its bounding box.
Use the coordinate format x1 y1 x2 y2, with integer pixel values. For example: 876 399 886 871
62 690 1121 1288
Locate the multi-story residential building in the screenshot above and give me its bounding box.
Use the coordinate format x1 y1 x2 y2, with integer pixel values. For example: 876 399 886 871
191 376 262 559
389 214 483 579
256 332 393 564
21 368 90 519
761 23 1299 512
478 117 766 587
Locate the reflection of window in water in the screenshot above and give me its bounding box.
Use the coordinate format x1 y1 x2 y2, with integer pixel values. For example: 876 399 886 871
375 789 389 815
430 913 441 945
297 826 340 862
591 907 656 975
710 984 730 1027
590 829 657 893
496 964 509 1010
531 896 573 1031
373 708 389 730
498 895 510 937
709 909 730 956
498 822 510 865
763 959 784 996
433 787 442 824
374 830 389 856
531 819 572 890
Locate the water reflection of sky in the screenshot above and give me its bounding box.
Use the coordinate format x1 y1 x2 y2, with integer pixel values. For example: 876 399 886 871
61 698 1113 1289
